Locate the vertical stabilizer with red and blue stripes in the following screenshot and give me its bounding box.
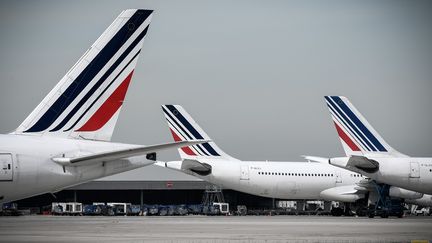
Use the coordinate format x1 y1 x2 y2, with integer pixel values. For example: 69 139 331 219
13 9 153 141
325 96 406 157
161 105 238 161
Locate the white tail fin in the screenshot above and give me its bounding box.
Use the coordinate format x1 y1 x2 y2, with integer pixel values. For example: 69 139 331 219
324 96 406 157
13 9 153 141
161 105 238 161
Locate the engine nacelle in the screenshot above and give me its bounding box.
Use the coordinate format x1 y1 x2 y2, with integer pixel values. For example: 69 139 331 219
389 186 423 200
406 194 432 207
320 185 365 203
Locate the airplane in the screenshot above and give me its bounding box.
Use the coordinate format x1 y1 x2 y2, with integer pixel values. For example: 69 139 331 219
319 96 432 213
158 104 432 216
156 104 369 204
324 96 432 194
0 9 204 205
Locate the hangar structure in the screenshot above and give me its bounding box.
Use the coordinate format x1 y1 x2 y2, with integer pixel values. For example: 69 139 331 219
14 167 275 210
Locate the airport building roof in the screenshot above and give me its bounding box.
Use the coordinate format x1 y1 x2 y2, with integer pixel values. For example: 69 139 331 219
69 180 211 190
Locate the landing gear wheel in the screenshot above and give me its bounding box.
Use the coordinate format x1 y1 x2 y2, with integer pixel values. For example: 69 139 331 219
356 208 367 217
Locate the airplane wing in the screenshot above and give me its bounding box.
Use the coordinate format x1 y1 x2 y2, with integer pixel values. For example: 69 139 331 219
52 140 207 167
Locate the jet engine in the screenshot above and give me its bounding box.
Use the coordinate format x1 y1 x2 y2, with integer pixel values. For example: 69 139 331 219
320 185 365 202
406 194 432 207
389 186 423 200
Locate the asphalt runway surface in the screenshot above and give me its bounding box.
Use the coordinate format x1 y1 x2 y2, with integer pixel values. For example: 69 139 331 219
0 215 431 243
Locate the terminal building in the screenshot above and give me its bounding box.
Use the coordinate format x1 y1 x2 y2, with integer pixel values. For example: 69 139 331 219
15 165 275 210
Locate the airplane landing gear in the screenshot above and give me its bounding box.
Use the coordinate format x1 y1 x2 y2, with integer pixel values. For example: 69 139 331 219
367 183 404 218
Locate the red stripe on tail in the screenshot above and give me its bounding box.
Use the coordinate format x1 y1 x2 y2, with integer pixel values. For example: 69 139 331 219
76 71 134 132
334 122 360 151
169 128 196 156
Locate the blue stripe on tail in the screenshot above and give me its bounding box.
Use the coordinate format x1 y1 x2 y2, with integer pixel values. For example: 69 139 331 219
330 96 387 152
326 96 376 151
162 106 209 156
165 105 220 156
25 10 152 133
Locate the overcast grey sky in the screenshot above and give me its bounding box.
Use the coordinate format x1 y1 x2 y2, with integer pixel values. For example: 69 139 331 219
0 0 431 180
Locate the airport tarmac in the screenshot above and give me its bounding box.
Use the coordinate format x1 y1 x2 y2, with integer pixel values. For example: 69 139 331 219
0 215 431 243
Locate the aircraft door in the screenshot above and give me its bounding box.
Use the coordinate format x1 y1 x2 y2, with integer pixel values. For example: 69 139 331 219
409 162 420 178
0 154 13 181
240 165 249 180
335 171 342 183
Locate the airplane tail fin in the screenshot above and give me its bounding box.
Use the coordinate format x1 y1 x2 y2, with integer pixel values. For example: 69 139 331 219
324 96 406 157
13 9 153 141
161 105 238 161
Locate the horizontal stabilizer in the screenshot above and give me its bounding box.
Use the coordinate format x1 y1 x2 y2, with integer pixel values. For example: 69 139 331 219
52 140 207 167
181 159 212 176
347 155 379 173
302 155 329 164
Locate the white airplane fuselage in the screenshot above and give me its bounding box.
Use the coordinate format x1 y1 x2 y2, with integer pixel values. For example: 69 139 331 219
0 134 153 203
331 156 432 194
165 159 363 200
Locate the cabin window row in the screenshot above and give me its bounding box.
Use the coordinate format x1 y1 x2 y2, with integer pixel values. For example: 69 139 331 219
257 172 334 177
